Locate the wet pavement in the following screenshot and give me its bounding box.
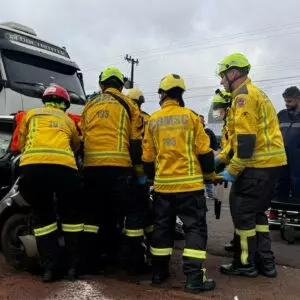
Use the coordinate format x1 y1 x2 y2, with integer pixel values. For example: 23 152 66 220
1 252 300 300
1 185 300 299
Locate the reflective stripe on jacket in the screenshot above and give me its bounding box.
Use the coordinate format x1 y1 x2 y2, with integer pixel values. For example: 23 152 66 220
80 88 142 167
226 78 287 176
218 107 234 164
142 100 212 193
18 107 80 169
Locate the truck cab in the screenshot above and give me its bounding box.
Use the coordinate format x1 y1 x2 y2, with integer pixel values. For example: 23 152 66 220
0 22 86 115
207 103 223 148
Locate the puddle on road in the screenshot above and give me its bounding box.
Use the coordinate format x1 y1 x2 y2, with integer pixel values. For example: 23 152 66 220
44 280 114 300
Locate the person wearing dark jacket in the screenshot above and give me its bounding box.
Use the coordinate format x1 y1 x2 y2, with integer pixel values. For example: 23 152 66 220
276 86 300 203
199 115 218 151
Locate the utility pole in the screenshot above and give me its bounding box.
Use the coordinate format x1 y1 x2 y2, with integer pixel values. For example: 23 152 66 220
124 54 139 88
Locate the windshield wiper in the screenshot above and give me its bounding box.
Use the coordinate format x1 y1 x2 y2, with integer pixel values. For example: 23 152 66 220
67 90 86 104
14 81 45 87
67 89 84 97
13 82 85 104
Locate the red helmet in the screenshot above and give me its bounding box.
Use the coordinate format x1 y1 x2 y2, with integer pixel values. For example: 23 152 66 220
42 85 70 109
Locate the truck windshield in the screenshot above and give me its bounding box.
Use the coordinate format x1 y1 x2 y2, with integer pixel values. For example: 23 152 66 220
2 50 86 105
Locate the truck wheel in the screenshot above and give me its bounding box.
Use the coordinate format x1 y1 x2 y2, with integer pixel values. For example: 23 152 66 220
1 214 39 273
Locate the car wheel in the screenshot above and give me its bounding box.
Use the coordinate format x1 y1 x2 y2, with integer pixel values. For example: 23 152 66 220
1 214 39 273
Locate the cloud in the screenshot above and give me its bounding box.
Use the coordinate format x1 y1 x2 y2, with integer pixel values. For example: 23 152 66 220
1 0 300 116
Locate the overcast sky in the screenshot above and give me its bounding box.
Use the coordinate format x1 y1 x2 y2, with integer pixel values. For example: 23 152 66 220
2 0 300 117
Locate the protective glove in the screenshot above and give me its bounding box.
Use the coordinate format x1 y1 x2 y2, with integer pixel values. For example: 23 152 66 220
213 174 225 185
204 172 223 185
137 176 147 185
222 170 237 183
214 156 222 167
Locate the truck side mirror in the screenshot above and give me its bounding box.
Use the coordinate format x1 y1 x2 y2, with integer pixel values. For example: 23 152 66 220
0 79 7 92
77 72 85 91
124 77 133 89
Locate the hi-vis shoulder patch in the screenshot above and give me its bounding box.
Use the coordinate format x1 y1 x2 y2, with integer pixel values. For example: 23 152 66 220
236 97 246 107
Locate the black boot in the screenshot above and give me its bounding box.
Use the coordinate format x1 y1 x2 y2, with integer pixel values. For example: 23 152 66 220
64 232 81 281
36 231 61 282
259 266 277 278
224 240 234 252
257 261 277 278
184 271 216 293
80 232 101 275
41 270 54 283
120 236 149 275
220 261 258 277
152 256 170 284
152 269 170 284
67 268 78 281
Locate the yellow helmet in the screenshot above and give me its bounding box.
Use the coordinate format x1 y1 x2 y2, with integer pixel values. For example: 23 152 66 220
217 53 251 76
127 88 145 103
99 67 124 84
212 89 232 110
158 73 186 93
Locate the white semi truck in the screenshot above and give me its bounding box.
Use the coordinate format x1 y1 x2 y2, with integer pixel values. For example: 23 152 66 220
0 22 86 115
207 103 223 143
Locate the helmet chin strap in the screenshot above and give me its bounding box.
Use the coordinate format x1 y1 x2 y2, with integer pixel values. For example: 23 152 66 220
133 99 141 108
159 92 167 106
45 101 66 110
225 71 245 92
178 98 185 107
159 90 185 107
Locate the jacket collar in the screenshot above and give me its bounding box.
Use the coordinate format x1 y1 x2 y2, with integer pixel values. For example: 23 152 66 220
232 77 251 98
104 87 122 97
161 99 179 108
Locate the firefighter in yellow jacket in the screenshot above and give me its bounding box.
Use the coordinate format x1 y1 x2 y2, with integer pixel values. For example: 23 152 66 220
18 85 82 282
127 88 154 264
211 89 236 251
80 68 145 274
217 53 287 278
127 88 150 133
211 89 233 154
142 74 216 294
213 89 235 175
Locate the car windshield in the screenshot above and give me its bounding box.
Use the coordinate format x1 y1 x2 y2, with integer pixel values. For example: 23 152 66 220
2 50 86 105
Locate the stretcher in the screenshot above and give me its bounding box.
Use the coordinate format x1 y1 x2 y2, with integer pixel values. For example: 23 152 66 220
268 199 300 244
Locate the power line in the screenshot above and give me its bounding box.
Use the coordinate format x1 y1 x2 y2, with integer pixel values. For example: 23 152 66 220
141 75 300 98
130 59 300 91
142 76 300 104
134 21 300 56
81 19 300 71
82 27 300 79
136 30 300 61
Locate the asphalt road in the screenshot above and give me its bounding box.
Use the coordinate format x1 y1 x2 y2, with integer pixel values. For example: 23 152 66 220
0 185 300 299
207 184 300 268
